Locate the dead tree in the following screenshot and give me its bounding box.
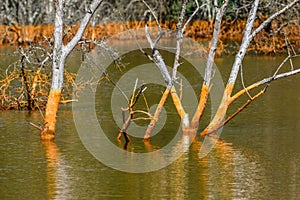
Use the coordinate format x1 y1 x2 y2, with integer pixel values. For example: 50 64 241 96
117 79 149 143
140 0 300 141
41 0 103 140
200 0 300 136
143 0 228 140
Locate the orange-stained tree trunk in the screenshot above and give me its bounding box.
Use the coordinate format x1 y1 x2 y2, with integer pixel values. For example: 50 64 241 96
41 0 64 140
200 0 299 136
190 84 209 130
41 90 62 140
41 0 103 140
138 0 299 141
190 0 229 130
144 88 170 140
200 84 234 136
200 0 260 136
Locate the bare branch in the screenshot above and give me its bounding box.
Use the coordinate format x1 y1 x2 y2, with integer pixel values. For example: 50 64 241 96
141 0 161 32
141 0 165 49
85 55 129 102
227 0 260 85
249 0 300 41
145 25 172 88
182 0 200 32
63 0 104 56
230 55 300 104
130 78 139 106
119 14 153 61
171 0 187 82
284 33 294 70
204 0 229 86
211 87 267 135
30 122 43 131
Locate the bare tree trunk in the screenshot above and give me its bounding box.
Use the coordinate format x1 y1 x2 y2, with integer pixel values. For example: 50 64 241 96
41 0 64 140
191 0 229 130
201 0 300 136
42 90 62 140
144 88 170 141
41 0 103 140
201 0 264 136
143 0 199 139
137 0 299 141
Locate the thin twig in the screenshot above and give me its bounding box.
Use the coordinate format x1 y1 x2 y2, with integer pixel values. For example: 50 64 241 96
141 0 162 31
284 32 294 70
30 122 43 131
182 0 200 32
230 54 300 104
142 93 150 112
130 78 139 106
86 55 129 102
179 79 183 101
240 63 253 100
117 10 153 61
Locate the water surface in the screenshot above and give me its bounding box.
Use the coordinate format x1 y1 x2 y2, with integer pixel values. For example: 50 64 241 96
0 48 300 199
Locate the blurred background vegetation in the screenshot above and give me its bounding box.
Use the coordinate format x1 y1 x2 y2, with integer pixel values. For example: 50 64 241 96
0 0 299 26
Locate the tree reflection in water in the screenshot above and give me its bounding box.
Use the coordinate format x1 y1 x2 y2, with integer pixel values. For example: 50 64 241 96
43 141 72 200
140 135 263 199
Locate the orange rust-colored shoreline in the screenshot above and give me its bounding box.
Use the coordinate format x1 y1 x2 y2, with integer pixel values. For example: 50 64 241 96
0 20 299 54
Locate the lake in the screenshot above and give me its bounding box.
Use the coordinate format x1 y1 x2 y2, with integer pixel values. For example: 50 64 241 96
0 43 300 199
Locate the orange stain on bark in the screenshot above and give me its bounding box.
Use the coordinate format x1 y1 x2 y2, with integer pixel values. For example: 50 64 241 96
170 86 186 120
200 84 234 136
144 88 170 141
41 89 62 140
191 84 209 129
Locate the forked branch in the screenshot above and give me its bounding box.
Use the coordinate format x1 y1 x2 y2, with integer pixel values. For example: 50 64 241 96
118 79 149 142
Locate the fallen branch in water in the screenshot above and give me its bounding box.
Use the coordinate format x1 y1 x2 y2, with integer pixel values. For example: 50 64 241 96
29 122 43 131
60 99 78 104
117 78 150 143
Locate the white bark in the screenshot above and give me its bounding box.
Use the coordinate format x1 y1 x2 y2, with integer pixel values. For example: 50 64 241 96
52 0 64 90
51 0 103 90
201 0 299 136
171 0 187 82
145 25 172 88
228 0 299 85
204 0 229 86
256 64 300 86
172 0 200 82
228 0 260 85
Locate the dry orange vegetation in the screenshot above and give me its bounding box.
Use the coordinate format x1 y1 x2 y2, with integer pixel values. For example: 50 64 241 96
0 66 77 110
0 20 299 54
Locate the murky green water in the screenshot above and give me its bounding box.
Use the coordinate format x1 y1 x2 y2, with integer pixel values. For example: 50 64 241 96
1 46 300 199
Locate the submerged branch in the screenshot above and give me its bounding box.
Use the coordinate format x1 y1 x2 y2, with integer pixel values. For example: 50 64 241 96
30 122 43 131
118 81 149 142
